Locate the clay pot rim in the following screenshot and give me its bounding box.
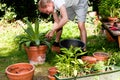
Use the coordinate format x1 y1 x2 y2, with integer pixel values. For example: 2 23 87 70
5 63 35 75
81 56 97 60
48 67 57 70
93 52 109 58
24 45 48 49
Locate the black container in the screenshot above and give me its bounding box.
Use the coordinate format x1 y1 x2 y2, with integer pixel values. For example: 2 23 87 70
59 39 85 49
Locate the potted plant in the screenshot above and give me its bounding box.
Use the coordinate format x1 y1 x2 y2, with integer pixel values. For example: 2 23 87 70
99 0 120 22
5 63 35 80
15 17 51 65
54 46 87 79
48 67 58 80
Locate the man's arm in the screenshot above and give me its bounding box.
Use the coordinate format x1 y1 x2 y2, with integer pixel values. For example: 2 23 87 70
52 5 68 31
46 5 68 39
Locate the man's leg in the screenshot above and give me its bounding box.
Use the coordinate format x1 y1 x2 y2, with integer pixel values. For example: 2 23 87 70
55 28 62 43
54 17 63 45
78 22 87 51
74 0 88 51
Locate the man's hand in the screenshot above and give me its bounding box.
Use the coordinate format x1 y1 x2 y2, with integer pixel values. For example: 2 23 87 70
45 30 55 40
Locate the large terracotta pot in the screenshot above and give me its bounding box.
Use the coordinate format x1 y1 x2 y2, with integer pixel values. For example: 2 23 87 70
5 63 35 80
24 45 47 65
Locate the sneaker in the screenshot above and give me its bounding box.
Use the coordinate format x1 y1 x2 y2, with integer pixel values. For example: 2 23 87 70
53 42 59 47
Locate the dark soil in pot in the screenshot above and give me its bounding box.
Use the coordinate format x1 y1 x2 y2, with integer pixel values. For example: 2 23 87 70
59 39 86 57
59 39 85 49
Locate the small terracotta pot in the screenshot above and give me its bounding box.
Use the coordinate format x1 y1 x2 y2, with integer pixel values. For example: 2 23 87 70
93 52 109 61
48 75 56 80
108 17 118 22
48 67 57 76
51 45 60 53
5 63 35 80
81 56 97 64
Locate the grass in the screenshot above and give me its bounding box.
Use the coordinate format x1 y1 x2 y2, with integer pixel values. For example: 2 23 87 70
0 15 120 79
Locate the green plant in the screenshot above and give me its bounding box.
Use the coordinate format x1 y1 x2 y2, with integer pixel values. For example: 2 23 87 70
107 52 120 66
15 17 50 49
99 0 120 18
92 61 106 72
55 46 87 78
0 3 17 21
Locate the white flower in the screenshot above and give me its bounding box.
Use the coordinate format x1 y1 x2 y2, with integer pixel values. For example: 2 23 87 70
78 59 84 64
74 70 77 76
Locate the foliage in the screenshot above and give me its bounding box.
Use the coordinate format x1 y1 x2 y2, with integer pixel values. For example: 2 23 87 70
61 21 79 39
0 0 37 20
0 0 52 21
0 3 17 21
99 0 120 18
108 52 120 66
0 3 6 12
3 7 17 21
15 17 50 49
0 19 120 76
92 61 106 72
55 46 87 78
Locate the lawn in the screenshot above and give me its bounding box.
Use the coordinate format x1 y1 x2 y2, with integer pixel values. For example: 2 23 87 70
0 15 120 80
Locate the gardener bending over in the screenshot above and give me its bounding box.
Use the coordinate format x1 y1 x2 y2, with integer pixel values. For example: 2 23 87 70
38 0 88 51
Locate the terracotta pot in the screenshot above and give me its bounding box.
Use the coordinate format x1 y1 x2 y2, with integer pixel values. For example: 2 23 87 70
81 56 97 64
48 67 57 76
108 17 118 23
93 52 109 61
51 45 60 53
5 63 35 80
48 75 56 80
24 45 47 65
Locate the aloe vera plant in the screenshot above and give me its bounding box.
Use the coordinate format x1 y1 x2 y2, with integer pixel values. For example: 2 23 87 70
15 17 50 48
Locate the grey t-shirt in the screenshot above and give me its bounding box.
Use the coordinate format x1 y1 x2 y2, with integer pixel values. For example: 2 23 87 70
52 0 80 11
65 0 79 7
52 0 88 22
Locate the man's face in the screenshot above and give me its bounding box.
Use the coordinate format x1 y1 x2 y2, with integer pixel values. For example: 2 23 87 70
39 2 54 15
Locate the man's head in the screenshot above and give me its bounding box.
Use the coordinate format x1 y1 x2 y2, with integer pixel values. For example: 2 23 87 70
38 0 54 15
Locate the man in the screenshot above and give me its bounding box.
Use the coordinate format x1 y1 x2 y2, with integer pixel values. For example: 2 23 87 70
38 0 88 51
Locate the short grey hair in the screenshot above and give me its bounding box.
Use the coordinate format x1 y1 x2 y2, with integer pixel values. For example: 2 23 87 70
38 0 51 8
